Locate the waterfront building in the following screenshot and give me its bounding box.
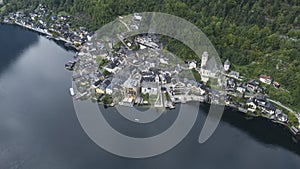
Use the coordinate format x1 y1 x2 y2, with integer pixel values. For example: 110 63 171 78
141 81 158 95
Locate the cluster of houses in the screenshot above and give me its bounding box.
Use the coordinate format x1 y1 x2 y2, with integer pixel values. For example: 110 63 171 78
220 59 288 122
129 13 143 30
259 74 281 88
72 21 210 108
72 45 104 100
3 4 92 48
226 74 281 94
135 34 161 50
223 62 280 95
246 96 288 122
116 66 208 107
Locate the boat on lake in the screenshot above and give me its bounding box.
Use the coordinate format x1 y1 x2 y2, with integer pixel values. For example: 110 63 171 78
69 88 75 96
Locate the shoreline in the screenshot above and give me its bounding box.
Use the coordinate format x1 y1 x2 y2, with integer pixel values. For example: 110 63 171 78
223 103 300 139
0 21 81 51
1 19 298 140
100 96 299 139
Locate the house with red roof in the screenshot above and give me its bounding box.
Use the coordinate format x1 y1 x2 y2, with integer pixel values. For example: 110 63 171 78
259 74 272 85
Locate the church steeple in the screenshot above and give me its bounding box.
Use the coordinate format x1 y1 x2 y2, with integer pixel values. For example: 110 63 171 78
224 59 230 71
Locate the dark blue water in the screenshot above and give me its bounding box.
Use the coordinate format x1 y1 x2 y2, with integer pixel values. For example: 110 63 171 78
0 24 300 169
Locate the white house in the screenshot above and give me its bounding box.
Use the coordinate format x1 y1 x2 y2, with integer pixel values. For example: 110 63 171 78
160 58 168 64
87 35 93 41
141 82 158 95
159 74 167 84
191 86 206 95
276 110 288 122
189 61 197 69
106 84 113 95
259 74 272 85
246 99 257 112
133 13 142 21
237 86 246 93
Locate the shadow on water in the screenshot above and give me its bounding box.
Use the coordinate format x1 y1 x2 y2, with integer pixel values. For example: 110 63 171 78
199 103 300 155
0 24 39 73
100 102 300 156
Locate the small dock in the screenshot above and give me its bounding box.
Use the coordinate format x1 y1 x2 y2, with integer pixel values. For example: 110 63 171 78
65 60 76 71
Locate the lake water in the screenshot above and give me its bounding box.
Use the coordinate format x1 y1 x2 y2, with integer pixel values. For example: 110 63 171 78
0 24 300 169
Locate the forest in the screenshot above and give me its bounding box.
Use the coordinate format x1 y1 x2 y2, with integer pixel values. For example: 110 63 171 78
1 0 300 112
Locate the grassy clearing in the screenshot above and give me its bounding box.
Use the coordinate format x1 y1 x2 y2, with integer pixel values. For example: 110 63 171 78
58 11 69 16
0 5 6 14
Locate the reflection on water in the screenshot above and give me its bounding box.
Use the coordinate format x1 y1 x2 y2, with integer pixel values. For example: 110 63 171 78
0 24 39 74
0 24 299 169
100 105 179 138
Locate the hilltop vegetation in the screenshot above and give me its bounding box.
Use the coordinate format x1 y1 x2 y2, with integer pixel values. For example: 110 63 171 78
1 0 300 112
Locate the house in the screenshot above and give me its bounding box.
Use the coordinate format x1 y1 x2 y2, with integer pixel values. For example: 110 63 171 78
165 73 172 83
262 102 277 115
229 71 240 79
191 85 206 95
97 72 104 79
160 58 168 65
227 78 236 88
247 80 259 92
273 81 281 88
103 79 111 87
246 98 257 112
188 61 197 69
87 34 93 41
224 59 230 71
275 109 283 116
237 85 246 93
259 74 272 85
259 87 267 94
159 74 167 84
255 96 267 107
104 60 121 73
121 97 134 107
275 109 288 122
93 79 102 87
96 86 105 94
225 95 232 104
96 79 111 94
277 114 288 122
133 13 142 21
141 71 156 82
141 81 158 95
97 94 105 102
123 78 139 99
291 126 299 134
106 84 113 95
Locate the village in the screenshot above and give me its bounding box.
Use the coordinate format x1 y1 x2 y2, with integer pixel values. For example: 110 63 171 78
69 13 300 136
1 6 299 136
1 4 92 50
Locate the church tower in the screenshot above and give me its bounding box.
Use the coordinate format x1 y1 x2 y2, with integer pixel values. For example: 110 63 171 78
224 59 230 72
201 51 209 67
